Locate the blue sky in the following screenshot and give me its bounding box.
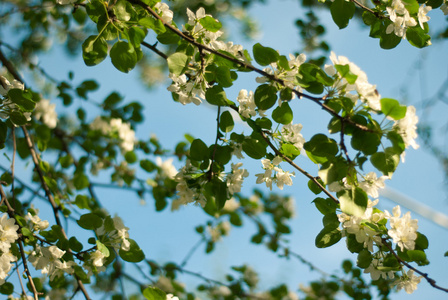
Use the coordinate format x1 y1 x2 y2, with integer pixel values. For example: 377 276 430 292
3 0 448 299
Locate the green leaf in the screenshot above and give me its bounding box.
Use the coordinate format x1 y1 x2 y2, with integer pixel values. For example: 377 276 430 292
190 139 209 161
9 110 28 126
370 148 400 176
338 187 368 217
304 134 339 160
0 282 13 295
380 28 402 49
219 110 234 133
351 129 381 155
128 27 146 48
212 178 227 210
110 41 138 73
96 240 110 257
199 16 222 32
73 173 89 190
205 85 231 106
167 52 189 76
334 64 357 84
77 213 103 230
313 197 338 215
143 286 166 300
113 0 131 21
330 0 356 29
280 144 300 159
254 84 277 110
272 102 293 125
7 89 36 112
318 159 348 184
415 232 429 250
215 66 234 88
315 226 342 248
82 35 108 66
119 239 145 262
253 43 279 66
242 136 267 159
407 250 427 265
407 26 431 48
380 98 407 120
140 159 157 173
69 237 83 252
357 249 372 268
401 0 419 14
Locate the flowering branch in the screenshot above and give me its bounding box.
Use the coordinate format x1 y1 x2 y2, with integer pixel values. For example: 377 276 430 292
259 130 339 204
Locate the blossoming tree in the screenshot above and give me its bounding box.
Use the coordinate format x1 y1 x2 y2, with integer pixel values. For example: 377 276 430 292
0 0 447 299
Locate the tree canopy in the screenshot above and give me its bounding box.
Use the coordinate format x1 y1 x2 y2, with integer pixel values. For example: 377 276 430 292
0 0 447 299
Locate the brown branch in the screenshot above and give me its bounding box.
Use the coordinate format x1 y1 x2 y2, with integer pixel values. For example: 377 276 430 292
381 238 448 293
0 186 39 300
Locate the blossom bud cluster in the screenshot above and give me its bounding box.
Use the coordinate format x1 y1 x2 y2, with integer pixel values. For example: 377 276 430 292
0 214 19 284
29 245 76 280
207 221 231 242
255 156 295 191
255 53 307 92
90 116 136 152
385 1 431 39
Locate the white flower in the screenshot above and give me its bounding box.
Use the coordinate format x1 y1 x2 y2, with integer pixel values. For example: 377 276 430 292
26 212 49 232
90 117 136 152
364 257 395 281
166 294 179 300
358 172 388 198
237 89 256 118
156 157 178 179
90 250 106 267
0 213 19 252
394 105 419 150
29 245 75 280
223 197 240 212
418 5 431 29
231 142 244 159
393 269 422 294
167 73 204 106
34 99 57 128
0 251 17 284
0 76 24 96
274 167 294 190
226 162 249 194
385 206 418 251
154 2 173 23
281 123 305 151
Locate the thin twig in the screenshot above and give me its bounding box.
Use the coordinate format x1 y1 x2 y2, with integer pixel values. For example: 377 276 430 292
381 238 448 293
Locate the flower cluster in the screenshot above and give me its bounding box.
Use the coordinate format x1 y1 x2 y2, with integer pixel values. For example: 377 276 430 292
329 172 388 199
207 221 231 242
154 2 174 24
34 99 58 129
237 89 257 118
385 1 431 39
173 160 208 210
90 116 136 152
0 214 19 284
256 53 307 91
226 162 249 195
255 156 295 190
326 52 381 111
280 122 305 151
385 205 418 251
95 215 131 252
29 245 77 280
